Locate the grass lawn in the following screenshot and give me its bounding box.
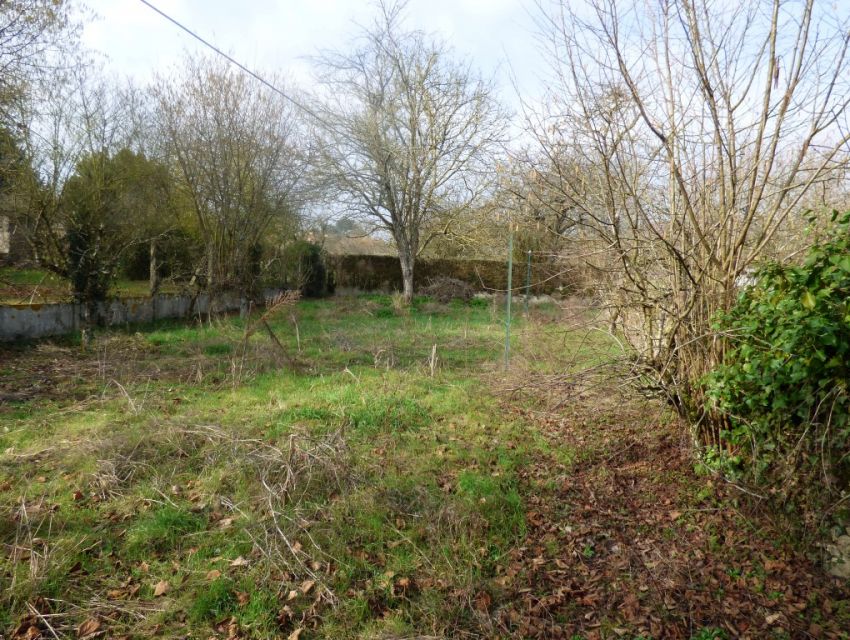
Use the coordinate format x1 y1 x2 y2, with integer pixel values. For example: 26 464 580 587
0 267 180 304
1 295 848 639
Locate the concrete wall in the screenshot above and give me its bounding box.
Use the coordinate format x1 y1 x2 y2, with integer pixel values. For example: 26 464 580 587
0 291 268 342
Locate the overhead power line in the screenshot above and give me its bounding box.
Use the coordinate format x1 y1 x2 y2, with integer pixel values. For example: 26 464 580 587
137 0 323 123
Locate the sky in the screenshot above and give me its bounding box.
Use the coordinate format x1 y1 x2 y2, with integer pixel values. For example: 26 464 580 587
80 0 545 114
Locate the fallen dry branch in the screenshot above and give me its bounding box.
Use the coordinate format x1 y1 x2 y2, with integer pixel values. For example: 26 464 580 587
183 424 352 604
238 290 302 372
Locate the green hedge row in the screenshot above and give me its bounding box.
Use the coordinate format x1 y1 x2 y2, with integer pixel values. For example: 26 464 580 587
327 254 580 294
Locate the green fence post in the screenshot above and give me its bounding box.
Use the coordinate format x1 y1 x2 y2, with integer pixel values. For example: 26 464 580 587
524 250 531 315
505 228 513 371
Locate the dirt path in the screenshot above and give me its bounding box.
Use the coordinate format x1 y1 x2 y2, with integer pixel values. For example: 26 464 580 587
493 388 850 639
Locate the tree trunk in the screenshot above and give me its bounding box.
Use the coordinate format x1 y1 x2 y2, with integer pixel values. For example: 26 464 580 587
206 246 216 292
398 249 415 304
149 238 160 296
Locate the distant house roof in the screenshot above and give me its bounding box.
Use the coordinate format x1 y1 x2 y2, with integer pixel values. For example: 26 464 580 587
320 233 397 257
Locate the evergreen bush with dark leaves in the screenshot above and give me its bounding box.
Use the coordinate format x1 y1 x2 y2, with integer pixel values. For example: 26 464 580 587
706 211 850 525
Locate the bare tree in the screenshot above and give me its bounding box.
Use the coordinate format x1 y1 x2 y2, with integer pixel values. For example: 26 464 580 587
313 1 507 302
0 0 81 256
0 0 80 123
530 0 850 440
152 55 308 300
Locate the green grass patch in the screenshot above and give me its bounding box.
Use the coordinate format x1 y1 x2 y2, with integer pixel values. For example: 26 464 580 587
203 342 234 356
347 396 430 433
189 577 237 623
124 505 206 557
3 294 821 639
456 470 526 551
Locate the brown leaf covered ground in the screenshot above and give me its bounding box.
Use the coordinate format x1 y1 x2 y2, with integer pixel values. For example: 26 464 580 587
488 381 849 639
1 296 848 639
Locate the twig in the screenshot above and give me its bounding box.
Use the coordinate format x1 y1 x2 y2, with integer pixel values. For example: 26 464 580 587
109 379 138 414
291 313 301 353
26 602 61 640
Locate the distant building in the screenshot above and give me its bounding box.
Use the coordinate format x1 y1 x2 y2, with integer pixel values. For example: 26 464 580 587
735 268 758 289
309 231 397 257
0 215 29 265
0 216 8 256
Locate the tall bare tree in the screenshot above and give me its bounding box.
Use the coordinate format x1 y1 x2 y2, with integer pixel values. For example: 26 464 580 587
313 1 507 302
0 0 81 123
530 0 850 439
0 0 81 255
152 55 307 300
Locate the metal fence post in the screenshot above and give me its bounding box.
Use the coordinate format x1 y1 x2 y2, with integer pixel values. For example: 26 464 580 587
504 228 513 371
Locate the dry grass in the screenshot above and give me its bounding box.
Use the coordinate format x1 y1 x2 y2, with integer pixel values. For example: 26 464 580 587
8 296 841 638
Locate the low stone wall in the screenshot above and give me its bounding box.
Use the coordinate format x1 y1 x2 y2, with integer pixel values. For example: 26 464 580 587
328 254 581 294
0 291 256 342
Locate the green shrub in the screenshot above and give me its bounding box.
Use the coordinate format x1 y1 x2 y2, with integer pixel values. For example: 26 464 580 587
280 240 332 297
706 211 850 521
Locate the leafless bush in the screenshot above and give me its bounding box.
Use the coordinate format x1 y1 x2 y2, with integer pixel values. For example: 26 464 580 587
0 496 127 631
332 286 362 298
373 347 397 370
419 277 475 303
526 0 850 440
187 424 349 507
87 420 352 602
92 455 148 500
241 290 300 346
233 290 302 382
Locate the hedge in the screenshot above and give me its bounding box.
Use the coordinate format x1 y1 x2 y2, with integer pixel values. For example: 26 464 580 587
327 254 580 294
